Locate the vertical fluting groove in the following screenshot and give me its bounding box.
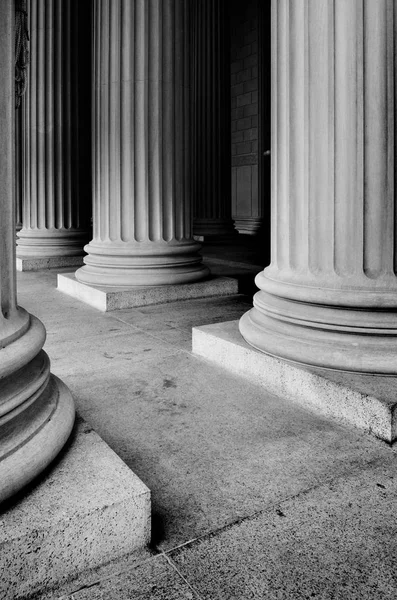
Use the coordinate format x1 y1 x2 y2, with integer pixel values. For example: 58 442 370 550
134 0 146 242
183 0 191 240
148 0 160 242
356 0 365 277
394 0 397 275
64 1 72 229
46 0 53 229
387 0 395 276
0 0 15 318
92 0 99 241
89 0 200 262
308 0 335 275
270 0 278 266
363 0 390 278
174 0 182 241
289 0 306 271
191 0 232 231
334 0 351 275
37 2 44 229
54 0 62 231
120 0 131 242
109 0 120 242
100 0 109 242
303 0 310 273
276 0 289 269
15 108 23 230
20 0 90 253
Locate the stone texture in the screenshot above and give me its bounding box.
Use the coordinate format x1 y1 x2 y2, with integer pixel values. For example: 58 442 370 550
192 0 236 240
16 265 397 600
16 255 84 272
0 0 74 505
193 320 397 442
170 456 397 600
58 273 238 311
0 417 150 600
16 0 91 263
76 0 208 288
240 0 397 374
58 555 199 600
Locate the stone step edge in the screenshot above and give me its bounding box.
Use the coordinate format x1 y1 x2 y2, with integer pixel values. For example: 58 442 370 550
192 320 397 443
57 273 239 311
1 415 151 600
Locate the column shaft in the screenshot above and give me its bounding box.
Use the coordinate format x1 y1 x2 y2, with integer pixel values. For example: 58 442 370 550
15 107 22 232
240 0 397 374
16 0 91 263
76 0 208 287
0 0 74 504
191 0 236 241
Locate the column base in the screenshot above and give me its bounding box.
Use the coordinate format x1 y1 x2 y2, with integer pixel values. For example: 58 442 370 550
233 217 264 236
1 416 151 600
16 255 85 271
57 272 239 311
0 372 75 504
193 219 237 242
0 311 77 504
240 284 397 375
192 320 397 443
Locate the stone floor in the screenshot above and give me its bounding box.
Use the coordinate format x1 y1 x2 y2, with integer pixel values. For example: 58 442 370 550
13 241 397 599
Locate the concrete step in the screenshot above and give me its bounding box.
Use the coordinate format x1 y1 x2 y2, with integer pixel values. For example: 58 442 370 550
193 320 397 443
0 416 150 600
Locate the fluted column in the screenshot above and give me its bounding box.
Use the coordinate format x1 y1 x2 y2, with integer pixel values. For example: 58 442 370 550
191 0 236 241
240 0 397 374
0 0 74 504
76 0 208 287
16 0 91 268
15 106 22 232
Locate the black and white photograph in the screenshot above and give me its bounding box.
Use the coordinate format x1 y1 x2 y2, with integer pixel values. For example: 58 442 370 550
1 0 397 598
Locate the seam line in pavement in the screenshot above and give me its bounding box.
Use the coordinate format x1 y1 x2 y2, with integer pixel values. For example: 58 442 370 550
158 451 397 557
162 552 205 600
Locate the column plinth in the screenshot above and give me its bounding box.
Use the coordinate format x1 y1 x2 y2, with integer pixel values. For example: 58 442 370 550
75 0 208 288
16 0 91 271
0 1 74 504
240 0 397 374
191 0 236 242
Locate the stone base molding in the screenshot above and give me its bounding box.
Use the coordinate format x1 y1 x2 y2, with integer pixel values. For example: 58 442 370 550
77 241 209 288
233 217 264 236
0 313 75 504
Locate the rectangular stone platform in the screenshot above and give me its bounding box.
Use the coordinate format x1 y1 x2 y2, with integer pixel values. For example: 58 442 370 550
17 255 84 272
0 417 151 600
57 273 239 311
192 320 397 443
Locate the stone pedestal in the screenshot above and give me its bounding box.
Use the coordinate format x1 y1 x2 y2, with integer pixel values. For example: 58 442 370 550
0 0 74 504
192 0 236 242
240 0 397 374
74 0 208 288
1 417 150 600
16 0 91 271
193 321 397 443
